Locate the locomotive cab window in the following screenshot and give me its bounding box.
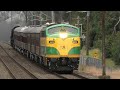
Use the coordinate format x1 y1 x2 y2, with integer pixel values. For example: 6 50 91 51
48 27 60 35
47 26 79 35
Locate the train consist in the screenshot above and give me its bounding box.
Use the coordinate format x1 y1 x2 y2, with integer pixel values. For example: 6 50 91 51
11 23 81 73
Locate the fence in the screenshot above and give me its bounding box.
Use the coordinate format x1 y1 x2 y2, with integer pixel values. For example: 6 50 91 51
78 56 114 72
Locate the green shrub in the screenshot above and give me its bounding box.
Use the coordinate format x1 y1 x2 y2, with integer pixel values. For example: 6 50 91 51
111 32 120 65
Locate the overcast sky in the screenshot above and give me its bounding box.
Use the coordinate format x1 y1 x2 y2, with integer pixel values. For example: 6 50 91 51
0 11 25 42
0 21 11 41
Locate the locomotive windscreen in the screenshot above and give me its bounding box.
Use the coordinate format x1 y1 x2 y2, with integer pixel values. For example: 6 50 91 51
48 26 78 35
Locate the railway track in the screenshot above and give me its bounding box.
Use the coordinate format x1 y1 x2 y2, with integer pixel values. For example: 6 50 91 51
2 42 89 79
0 58 16 79
0 43 38 79
51 73 88 79
0 42 67 79
55 72 88 79
34 62 88 79
59 74 82 79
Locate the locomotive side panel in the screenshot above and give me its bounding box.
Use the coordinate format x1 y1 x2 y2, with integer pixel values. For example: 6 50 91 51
31 33 36 54
35 33 40 56
27 34 31 52
24 33 28 50
21 32 25 50
19 32 22 49
17 32 21 48
14 33 17 47
40 31 46 57
14 31 17 47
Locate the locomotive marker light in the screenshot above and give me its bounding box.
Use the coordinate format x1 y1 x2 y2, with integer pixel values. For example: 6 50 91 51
59 28 68 39
59 33 68 39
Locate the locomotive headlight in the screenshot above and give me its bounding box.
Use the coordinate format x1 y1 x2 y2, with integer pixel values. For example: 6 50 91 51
59 33 68 39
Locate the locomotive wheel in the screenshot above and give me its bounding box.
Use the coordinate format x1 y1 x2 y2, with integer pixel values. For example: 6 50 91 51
47 61 56 71
37 56 39 63
32 55 34 61
27 51 28 57
31 54 34 60
32 55 34 60
47 61 51 69
30 53 32 60
35 55 38 62
22 50 24 55
72 63 78 70
41 58 44 65
39 57 41 64
39 57 43 65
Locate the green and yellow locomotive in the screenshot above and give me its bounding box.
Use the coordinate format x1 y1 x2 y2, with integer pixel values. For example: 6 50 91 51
11 23 81 72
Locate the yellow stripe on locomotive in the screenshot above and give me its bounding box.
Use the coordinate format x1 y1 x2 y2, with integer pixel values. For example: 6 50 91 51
46 37 80 57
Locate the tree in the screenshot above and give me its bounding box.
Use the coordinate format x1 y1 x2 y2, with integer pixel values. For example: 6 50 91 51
111 32 120 65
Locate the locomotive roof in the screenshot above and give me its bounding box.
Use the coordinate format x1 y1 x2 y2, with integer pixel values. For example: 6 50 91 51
14 23 79 33
14 25 46 33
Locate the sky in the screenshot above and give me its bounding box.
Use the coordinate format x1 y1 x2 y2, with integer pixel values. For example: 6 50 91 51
0 12 25 42
0 11 62 42
0 21 11 42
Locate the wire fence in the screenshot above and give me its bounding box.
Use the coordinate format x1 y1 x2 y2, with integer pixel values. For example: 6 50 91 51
79 56 118 72
78 56 120 78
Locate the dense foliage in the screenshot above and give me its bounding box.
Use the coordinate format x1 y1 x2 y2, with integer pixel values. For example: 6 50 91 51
111 32 120 65
63 11 120 65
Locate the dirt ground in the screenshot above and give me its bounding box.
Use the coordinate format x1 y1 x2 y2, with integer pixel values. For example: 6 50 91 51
78 66 120 79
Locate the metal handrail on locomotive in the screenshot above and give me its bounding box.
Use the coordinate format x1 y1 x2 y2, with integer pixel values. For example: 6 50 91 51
10 23 81 73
